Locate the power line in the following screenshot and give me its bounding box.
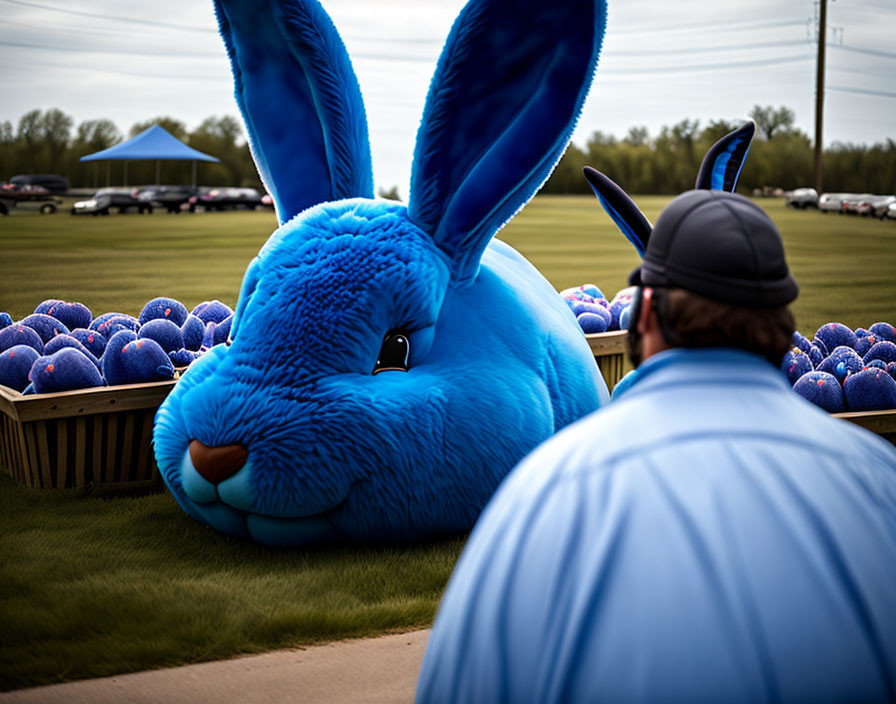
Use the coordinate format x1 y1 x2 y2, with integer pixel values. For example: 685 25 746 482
614 18 806 35
829 44 896 61
0 37 221 58
828 85 896 99
610 40 806 57
0 0 216 33
599 53 814 75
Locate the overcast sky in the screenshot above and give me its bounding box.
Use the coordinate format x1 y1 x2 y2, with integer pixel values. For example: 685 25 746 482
1 0 893 192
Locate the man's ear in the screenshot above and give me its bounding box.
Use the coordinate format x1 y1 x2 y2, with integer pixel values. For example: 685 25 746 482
637 287 655 335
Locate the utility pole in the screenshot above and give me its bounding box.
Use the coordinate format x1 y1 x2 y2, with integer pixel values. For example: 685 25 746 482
814 0 827 193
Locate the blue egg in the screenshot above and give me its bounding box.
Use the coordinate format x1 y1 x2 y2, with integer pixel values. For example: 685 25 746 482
793 371 845 413
31 348 104 393
139 318 185 354
0 324 43 355
0 345 41 392
843 367 896 411
139 297 188 327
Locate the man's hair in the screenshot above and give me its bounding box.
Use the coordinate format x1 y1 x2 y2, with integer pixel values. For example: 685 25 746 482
652 287 795 365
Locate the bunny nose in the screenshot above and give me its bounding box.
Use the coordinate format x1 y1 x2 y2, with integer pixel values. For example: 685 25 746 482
189 440 248 485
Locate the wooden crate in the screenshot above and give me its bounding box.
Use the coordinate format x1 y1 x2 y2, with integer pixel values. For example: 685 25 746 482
0 381 175 491
586 330 631 392
0 338 893 493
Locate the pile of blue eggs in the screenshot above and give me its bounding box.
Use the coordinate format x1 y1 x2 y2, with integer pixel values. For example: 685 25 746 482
560 284 635 334
0 298 234 395
784 321 896 412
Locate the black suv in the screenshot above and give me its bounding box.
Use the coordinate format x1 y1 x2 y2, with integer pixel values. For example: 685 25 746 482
136 185 198 213
71 188 152 215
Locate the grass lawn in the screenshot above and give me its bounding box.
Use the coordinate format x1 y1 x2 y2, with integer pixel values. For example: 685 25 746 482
0 197 894 690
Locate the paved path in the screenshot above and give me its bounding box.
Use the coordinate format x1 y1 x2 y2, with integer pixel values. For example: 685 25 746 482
1 629 430 704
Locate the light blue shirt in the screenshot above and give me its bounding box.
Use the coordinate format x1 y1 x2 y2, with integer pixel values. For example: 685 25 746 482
417 348 896 703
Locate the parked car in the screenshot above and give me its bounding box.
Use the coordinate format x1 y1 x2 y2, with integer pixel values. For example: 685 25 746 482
9 173 69 194
867 195 896 218
188 187 263 212
840 194 873 216
136 185 197 213
885 203 896 221
786 187 818 209
0 182 61 214
71 188 152 215
818 193 850 213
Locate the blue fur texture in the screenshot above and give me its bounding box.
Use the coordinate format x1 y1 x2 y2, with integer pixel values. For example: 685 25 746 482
0 324 43 355
0 345 40 391
139 297 188 327
0 312 11 330
577 311 608 333
192 300 233 325
869 322 896 343
69 328 107 358
181 315 205 351
169 349 203 367
213 315 233 345
103 331 175 385
863 340 896 366
781 348 813 385
155 0 608 546
793 371 845 412
843 368 896 411
19 314 69 344
43 334 100 367
815 322 857 352
31 348 104 393
817 345 863 384
887 362 896 382
34 299 63 316
139 318 185 353
41 301 92 331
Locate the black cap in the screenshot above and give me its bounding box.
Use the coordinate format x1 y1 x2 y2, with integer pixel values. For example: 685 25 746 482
629 190 798 307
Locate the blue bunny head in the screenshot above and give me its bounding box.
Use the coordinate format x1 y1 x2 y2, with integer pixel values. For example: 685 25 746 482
153 0 609 547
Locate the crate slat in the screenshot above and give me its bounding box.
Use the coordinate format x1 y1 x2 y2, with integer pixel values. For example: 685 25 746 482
105 414 119 484
74 417 87 488
55 419 68 488
1 335 894 494
121 411 136 483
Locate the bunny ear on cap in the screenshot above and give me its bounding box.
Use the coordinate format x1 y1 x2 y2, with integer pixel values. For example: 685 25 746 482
408 0 607 284
695 120 755 192
214 0 373 225
583 167 651 257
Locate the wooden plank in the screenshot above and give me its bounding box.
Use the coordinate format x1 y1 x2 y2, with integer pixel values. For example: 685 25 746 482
834 409 896 436
104 414 119 484
16 419 35 487
0 383 21 422
120 411 136 483
55 419 68 488
92 415 104 487
586 330 628 357
135 409 155 482
11 381 176 423
74 416 87 489
30 422 52 489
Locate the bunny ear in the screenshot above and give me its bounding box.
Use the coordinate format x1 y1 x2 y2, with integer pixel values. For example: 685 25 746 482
214 0 373 225
408 0 607 283
583 167 651 257
695 120 755 193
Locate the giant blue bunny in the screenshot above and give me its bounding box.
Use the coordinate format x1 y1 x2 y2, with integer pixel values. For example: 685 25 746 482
153 0 609 547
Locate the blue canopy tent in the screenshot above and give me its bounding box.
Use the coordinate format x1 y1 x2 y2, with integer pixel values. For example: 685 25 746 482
79 125 220 187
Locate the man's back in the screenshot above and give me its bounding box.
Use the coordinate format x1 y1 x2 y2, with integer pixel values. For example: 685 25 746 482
417 348 896 703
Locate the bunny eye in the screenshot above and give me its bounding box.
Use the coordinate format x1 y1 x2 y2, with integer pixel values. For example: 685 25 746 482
373 332 410 374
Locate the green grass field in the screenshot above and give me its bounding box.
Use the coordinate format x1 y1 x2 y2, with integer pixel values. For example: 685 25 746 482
0 196 894 690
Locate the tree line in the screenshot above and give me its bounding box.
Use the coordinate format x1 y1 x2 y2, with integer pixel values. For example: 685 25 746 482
0 110 261 190
1 106 893 195
543 106 896 196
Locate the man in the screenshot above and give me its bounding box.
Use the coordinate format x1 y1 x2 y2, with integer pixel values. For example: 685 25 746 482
416 190 896 703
